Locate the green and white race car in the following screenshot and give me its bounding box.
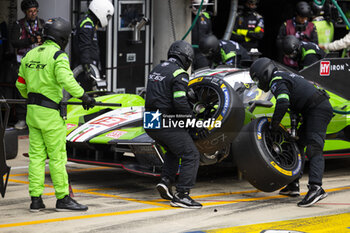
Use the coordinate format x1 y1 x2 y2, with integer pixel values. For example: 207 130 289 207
64 58 350 192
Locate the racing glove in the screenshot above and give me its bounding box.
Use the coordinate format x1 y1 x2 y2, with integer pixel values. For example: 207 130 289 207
80 93 96 110
236 29 248 36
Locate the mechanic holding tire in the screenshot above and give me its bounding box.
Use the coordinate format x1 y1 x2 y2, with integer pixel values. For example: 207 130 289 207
16 18 96 212
250 57 333 207
145 40 203 209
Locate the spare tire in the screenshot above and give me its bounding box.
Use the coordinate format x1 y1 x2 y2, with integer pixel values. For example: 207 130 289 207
188 76 245 156
232 117 302 192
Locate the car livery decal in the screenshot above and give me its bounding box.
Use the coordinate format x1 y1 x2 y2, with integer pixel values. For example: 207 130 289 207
106 130 128 139
67 106 143 142
90 117 127 127
66 123 77 131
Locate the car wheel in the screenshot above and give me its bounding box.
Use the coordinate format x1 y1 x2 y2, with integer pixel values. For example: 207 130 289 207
63 64 102 101
232 117 302 192
188 76 245 156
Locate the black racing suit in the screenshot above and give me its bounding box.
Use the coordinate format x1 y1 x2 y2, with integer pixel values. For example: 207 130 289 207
73 14 100 91
276 18 318 68
269 71 333 186
145 58 200 192
192 11 212 70
230 8 264 51
295 41 326 70
211 40 250 68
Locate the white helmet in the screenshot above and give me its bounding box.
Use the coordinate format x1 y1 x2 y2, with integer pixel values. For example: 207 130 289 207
89 0 114 28
191 0 212 15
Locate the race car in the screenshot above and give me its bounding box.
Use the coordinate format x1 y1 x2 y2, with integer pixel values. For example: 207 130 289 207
64 57 350 193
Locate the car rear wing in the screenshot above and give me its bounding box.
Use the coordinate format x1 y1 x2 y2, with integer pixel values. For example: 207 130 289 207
300 58 350 101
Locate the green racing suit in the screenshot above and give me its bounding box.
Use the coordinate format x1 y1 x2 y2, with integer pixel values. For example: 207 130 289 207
16 40 84 199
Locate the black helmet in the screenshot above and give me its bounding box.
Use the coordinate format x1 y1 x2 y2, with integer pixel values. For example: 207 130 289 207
199 34 220 59
43 18 72 50
296 1 311 17
282 35 301 58
168 40 194 70
21 0 39 12
249 57 277 92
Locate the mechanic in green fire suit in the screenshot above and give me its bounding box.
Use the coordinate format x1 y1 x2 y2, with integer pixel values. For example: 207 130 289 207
16 17 95 212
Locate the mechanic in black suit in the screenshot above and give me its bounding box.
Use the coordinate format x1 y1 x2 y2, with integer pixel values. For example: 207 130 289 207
250 57 333 207
282 35 325 71
199 34 250 69
145 40 203 209
191 0 213 70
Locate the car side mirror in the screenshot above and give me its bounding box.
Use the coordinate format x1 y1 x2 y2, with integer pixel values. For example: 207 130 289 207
248 100 273 113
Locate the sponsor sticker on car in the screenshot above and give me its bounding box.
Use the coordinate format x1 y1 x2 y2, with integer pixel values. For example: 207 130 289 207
90 117 127 127
106 130 127 139
320 61 330 76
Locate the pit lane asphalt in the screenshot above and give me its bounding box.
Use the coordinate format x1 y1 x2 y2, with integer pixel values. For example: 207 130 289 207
1 137 350 233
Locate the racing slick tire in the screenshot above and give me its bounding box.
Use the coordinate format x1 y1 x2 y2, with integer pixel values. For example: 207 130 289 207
188 76 245 156
232 117 302 192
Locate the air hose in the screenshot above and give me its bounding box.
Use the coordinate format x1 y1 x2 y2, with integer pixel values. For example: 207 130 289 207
314 0 350 29
333 108 350 115
181 0 204 47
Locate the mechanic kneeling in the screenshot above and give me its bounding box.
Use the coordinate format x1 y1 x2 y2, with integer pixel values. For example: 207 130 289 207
250 57 333 207
145 40 203 209
16 17 95 212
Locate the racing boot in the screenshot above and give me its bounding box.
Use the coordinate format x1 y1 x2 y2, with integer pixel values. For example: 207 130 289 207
297 184 328 207
30 196 45 212
156 176 173 200
56 195 88 211
279 180 300 197
170 191 202 209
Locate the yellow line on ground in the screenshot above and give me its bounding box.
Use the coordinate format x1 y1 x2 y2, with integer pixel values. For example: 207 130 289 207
9 166 110 178
198 186 350 206
0 207 168 228
4 180 350 230
205 213 350 233
9 175 350 208
84 191 172 208
8 178 171 208
8 179 52 188
202 194 287 206
194 189 260 199
152 190 261 202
